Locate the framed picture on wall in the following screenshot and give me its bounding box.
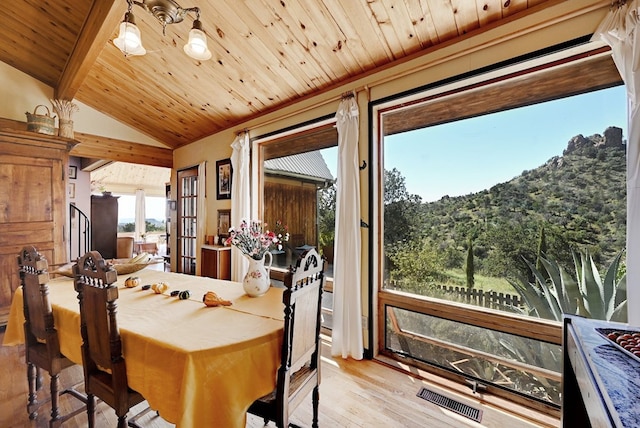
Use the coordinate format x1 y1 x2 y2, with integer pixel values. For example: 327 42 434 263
67 183 75 198
216 158 232 200
218 209 231 238
68 165 77 179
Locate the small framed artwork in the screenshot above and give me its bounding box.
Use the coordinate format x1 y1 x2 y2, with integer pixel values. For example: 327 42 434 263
68 183 75 198
218 209 231 238
216 158 232 200
68 165 77 179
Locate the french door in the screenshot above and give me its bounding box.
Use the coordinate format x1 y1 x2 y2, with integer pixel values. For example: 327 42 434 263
177 166 198 274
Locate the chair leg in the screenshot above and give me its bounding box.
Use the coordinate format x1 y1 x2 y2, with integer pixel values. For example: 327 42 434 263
117 414 128 428
26 362 38 420
312 385 319 428
36 366 44 390
49 373 61 426
86 394 96 428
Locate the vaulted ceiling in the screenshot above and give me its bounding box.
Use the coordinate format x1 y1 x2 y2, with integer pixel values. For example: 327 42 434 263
0 0 553 167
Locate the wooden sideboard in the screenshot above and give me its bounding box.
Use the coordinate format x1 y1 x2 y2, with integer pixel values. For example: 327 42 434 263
201 245 231 280
563 316 640 427
0 128 75 326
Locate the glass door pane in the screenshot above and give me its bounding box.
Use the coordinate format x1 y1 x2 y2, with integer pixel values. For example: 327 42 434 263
177 167 198 275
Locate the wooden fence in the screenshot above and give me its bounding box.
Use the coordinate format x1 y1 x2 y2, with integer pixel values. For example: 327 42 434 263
386 280 524 312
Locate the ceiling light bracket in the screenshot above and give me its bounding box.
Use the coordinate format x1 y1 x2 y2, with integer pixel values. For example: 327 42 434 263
116 0 211 60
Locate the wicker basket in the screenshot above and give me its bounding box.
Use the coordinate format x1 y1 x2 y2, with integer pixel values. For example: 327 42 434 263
25 105 56 135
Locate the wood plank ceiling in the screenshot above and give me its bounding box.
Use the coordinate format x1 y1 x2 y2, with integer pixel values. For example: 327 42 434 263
0 0 551 165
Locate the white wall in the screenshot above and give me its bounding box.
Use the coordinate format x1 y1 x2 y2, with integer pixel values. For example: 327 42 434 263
0 60 162 147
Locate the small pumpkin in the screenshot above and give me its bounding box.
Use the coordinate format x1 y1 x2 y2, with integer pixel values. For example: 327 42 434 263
178 290 191 300
203 291 232 307
151 282 169 294
124 276 141 288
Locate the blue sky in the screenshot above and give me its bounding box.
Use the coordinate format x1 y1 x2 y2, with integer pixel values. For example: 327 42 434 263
383 85 627 202
322 86 626 202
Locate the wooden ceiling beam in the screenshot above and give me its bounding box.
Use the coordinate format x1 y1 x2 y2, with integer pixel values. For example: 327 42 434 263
72 132 173 168
55 0 125 100
0 117 172 168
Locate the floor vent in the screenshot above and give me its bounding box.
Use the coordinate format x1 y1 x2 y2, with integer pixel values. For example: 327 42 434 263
416 387 482 423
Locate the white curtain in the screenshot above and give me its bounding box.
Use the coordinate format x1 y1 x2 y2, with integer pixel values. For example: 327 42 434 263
195 161 207 276
230 132 251 282
331 95 363 359
134 189 146 242
593 1 640 325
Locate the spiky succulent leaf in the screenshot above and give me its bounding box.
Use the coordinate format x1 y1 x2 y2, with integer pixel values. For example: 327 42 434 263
611 300 628 323
579 251 605 320
603 251 624 319
522 257 563 320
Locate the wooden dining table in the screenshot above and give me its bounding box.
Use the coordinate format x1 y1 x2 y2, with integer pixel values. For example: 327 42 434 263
3 268 284 428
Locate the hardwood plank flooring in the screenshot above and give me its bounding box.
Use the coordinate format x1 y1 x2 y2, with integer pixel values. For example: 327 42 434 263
0 329 558 427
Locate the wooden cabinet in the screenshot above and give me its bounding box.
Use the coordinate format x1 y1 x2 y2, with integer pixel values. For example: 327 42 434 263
91 194 119 259
201 245 231 280
0 129 73 326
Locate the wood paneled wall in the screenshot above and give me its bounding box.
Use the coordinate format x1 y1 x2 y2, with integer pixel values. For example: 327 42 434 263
264 180 318 249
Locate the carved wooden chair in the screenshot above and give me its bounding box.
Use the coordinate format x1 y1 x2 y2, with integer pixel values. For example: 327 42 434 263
247 248 325 428
18 245 87 427
73 250 151 428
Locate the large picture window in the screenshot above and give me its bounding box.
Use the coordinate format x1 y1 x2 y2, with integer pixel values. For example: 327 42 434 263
374 46 626 411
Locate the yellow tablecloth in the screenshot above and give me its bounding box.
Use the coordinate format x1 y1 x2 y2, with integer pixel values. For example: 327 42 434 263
3 269 284 428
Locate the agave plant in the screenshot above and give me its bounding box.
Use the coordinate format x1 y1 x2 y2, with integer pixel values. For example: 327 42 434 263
508 249 627 322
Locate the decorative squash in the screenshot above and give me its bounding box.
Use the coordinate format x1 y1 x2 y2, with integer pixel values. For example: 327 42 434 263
178 290 191 300
151 282 169 294
124 276 141 288
203 291 232 307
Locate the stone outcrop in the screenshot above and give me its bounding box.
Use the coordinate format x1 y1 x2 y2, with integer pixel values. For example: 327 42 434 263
563 126 624 155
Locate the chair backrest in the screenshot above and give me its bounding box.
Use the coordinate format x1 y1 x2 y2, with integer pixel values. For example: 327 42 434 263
281 248 325 375
116 236 134 259
18 246 59 350
73 251 126 386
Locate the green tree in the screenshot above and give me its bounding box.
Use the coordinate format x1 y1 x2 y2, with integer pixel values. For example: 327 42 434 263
466 238 474 288
535 225 547 274
118 222 135 233
318 184 336 249
384 168 424 246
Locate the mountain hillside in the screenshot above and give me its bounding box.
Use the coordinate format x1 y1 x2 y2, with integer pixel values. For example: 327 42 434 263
418 126 626 277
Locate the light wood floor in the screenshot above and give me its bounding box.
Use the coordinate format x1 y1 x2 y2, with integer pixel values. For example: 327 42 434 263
0 329 559 428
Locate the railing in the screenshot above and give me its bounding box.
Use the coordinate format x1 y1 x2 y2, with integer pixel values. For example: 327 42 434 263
430 283 523 311
69 204 90 262
385 280 523 312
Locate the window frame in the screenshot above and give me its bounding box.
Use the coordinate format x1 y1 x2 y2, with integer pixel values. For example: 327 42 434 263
370 43 623 413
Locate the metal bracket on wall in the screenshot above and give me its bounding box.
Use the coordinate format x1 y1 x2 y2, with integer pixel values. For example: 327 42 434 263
359 160 367 170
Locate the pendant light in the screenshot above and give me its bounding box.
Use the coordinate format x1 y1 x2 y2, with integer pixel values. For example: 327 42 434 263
184 16 211 60
114 0 211 60
113 5 146 56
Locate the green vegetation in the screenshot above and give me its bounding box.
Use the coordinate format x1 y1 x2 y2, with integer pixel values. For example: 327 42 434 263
385 128 626 297
117 219 165 233
510 249 627 322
